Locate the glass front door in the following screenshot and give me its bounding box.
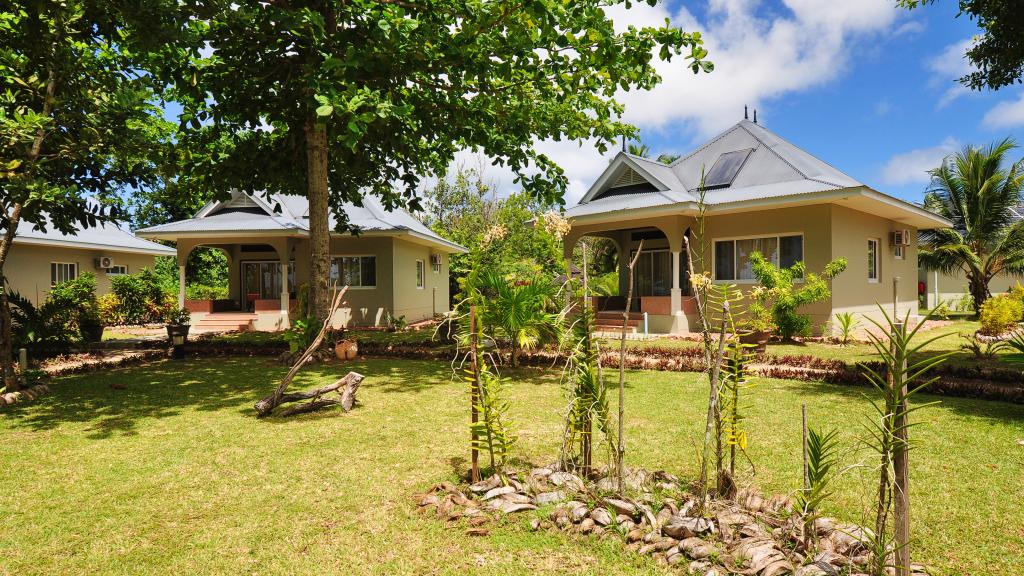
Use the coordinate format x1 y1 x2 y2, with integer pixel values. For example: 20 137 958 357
242 261 294 310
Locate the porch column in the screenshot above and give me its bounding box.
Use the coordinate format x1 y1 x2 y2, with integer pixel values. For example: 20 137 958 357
670 250 682 315
178 264 186 309
279 259 290 324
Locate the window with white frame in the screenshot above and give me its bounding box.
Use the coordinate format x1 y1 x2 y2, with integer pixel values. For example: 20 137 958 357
50 262 77 286
894 245 905 260
868 239 880 282
330 256 376 288
430 254 441 273
106 265 128 276
416 260 425 288
713 234 803 281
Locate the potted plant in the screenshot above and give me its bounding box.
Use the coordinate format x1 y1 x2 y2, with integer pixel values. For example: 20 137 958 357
737 300 774 355
165 307 192 360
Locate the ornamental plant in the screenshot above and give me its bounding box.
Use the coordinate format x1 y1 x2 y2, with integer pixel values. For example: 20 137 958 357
750 253 848 340
978 295 1023 335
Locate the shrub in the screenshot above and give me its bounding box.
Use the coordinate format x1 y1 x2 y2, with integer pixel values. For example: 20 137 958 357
46 272 103 343
978 295 1023 336
186 284 228 300
750 253 848 340
1009 282 1024 309
110 269 171 325
97 293 124 326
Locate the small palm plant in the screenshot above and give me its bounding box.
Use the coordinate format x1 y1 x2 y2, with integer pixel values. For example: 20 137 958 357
1005 330 1024 365
476 271 561 367
834 312 859 345
719 339 756 496
796 425 841 551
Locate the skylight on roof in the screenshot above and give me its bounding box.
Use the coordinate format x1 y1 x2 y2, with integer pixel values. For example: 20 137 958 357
701 149 752 189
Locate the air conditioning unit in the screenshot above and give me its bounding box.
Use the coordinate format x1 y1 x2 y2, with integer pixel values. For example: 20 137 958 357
95 256 114 269
891 230 912 247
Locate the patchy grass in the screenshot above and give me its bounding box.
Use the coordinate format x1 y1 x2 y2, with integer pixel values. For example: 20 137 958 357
3 358 1020 576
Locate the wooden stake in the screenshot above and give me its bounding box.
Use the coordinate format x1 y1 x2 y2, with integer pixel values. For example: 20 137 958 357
469 305 481 484
801 404 809 492
893 320 911 576
617 241 643 494
581 244 591 477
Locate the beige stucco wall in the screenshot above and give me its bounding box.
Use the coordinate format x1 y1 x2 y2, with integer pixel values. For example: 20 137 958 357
567 202 921 335
7 243 163 304
829 205 918 329
919 268 1023 310
324 235 395 327
391 238 450 323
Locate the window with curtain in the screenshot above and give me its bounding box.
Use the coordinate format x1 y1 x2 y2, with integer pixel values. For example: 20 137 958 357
331 256 376 288
713 235 803 280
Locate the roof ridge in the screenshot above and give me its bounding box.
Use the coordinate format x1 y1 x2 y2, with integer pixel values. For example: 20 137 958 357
737 121 853 188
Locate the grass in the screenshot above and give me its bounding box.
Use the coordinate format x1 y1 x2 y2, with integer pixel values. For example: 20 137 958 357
1 357 1022 575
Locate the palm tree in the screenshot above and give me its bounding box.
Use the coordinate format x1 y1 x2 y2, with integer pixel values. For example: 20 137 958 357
476 271 561 367
920 138 1024 313
626 142 650 158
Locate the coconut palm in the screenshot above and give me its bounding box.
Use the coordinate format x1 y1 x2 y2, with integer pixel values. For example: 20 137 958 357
920 138 1024 313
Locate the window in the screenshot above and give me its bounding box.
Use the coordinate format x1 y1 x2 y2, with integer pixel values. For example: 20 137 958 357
713 235 803 281
416 260 424 288
894 245 905 260
430 254 441 273
106 265 128 276
330 256 376 288
868 239 880 282
50 262 77 286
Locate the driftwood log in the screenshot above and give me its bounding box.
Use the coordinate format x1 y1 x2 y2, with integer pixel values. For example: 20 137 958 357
254 287 358 417
272 371 365 417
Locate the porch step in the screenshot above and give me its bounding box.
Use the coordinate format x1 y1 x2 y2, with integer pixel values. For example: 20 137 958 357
594 323 638 334
194 313 257 333
596 311 645 322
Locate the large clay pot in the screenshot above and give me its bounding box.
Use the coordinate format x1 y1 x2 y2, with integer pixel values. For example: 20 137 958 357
335 340 358 361
738 329 771 355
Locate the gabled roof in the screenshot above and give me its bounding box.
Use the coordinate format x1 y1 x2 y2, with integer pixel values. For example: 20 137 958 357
14 218 176 256
138 190 467 253
569 119 951 230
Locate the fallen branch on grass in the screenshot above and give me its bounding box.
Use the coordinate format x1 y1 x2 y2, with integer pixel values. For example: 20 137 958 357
275 371 364 417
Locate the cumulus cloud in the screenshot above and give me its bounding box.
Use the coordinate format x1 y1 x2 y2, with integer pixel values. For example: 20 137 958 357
449 1 908 202
982 93 1024 129
880 137 958 185
926 38 975 108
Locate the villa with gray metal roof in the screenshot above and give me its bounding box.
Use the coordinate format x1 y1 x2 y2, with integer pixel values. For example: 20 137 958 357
9 220 176 304
137 190 466 332
564 118 953 335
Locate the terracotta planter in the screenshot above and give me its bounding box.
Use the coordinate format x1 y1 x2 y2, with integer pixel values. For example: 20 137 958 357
738 329 771 355
335 340 358 361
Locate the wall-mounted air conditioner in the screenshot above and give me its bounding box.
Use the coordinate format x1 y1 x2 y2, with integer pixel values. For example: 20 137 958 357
890 230 912 247
94 256 114 269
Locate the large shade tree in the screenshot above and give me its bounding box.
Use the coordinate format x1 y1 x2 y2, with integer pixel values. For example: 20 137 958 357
0 1 180 390
171 0 712 322
920 138 1024 312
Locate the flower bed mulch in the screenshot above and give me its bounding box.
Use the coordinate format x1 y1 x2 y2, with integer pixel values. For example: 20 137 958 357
414 465 929 576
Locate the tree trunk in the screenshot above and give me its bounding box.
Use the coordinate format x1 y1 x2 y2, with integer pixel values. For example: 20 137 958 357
968 273 991 317
305 119 331 323
0 205 22 391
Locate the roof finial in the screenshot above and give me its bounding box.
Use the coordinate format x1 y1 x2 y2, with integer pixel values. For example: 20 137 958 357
621 135 625 152
753 109 758 124
744 105 748 120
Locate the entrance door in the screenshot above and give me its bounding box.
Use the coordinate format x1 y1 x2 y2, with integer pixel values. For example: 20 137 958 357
242 261 294 310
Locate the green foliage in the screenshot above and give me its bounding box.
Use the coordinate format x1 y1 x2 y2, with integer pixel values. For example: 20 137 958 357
109 269 173 325
9 274 102 354
834 312 859 345
185 284 229 300
719 340 755 482
1004 330 1024 365
422 169 567 290
471 271 561 367
960 332 1007 360
465 353 517 475
750 253 847 340
283 316 320 353
165 308 192 326
796 426 841 518
589 271 620 298
900 0 1024 90
919 139 1024 314
738 301 775 332
978 295 1023 335
560 287 614 472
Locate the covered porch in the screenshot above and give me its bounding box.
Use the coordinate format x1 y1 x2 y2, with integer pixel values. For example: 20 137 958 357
174 235 304 332
564 214 699 335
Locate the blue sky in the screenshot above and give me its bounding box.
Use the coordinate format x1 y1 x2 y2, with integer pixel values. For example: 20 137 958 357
479 0 1024 206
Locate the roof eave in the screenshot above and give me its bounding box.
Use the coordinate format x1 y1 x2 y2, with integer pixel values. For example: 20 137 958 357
13 235 177 256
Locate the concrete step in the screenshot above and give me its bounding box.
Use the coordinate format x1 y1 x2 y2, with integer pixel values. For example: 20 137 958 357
595 324 637 333
596 311 645 321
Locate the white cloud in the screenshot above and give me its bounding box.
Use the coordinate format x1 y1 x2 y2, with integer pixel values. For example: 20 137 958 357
983 93 1024 129
447 1 908 202
608 0 904 136
926 38 975 108
880 137 958 185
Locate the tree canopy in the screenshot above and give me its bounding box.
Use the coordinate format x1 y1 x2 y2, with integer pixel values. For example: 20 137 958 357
900 0 1024 90
168 0 711 319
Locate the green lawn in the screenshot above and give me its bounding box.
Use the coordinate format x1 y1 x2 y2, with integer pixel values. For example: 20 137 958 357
2 358 1021 575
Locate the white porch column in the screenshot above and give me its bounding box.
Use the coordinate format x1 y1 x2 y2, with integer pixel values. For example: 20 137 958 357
279 260 290 325
670 250 682 315
178 264 186 309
